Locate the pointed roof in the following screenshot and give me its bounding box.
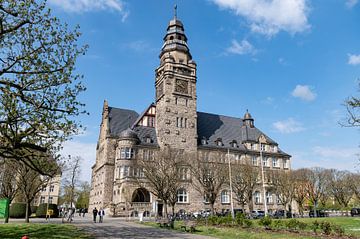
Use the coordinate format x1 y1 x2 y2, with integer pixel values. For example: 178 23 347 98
160 7 191 59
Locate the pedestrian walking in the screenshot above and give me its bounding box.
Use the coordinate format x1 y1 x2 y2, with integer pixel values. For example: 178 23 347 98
79 208 82 217
82 208 86 217
98 208 105 223
93 207 98 223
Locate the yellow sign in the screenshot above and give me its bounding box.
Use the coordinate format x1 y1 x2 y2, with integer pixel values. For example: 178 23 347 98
47 209 54 216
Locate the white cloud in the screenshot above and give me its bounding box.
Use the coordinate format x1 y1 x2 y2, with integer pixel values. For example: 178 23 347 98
348 54 360 65
291 149 359 171
226 39 257 55
48 0 129 20
272 118 305 134
346 0 358 8
313 146 358 159
60 140 96 182
212 0 310 37
291 84 316 101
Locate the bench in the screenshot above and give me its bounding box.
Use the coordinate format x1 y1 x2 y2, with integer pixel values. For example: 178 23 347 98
181 220 196 233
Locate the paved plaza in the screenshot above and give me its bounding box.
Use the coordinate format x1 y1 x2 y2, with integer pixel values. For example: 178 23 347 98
4 215 215 239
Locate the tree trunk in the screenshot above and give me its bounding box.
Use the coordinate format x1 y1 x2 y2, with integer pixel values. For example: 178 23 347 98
171 204 175 216
4 200 10 223
25 202 30 223
248 196 254 212
163 202 168 218
313 201 317 218
210 202 215 215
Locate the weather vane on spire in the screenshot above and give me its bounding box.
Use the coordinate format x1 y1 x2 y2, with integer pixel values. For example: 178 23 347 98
174 4 177 19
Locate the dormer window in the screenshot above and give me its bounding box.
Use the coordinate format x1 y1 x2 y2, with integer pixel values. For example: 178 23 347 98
230 140 238 148
215 138 223 146
201 137 207 145
144 135 152 144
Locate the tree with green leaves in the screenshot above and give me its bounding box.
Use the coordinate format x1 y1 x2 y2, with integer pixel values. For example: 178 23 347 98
75 181 91 209
0 0 87 175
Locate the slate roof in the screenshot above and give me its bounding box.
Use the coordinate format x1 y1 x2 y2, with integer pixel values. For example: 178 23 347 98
107 106 289 156
108 107 158 147
108 107 139 135
197 111 276 146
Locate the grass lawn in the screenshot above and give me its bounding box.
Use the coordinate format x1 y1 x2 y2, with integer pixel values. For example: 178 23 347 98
142 217 360 239
296 217 360 237
0 223 94 239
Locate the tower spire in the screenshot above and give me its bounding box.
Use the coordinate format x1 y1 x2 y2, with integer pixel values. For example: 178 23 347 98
174 4 177 19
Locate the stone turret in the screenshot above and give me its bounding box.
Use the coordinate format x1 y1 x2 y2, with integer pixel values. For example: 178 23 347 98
155 9 198 152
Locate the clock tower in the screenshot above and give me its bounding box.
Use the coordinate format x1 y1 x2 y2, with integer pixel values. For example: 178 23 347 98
155 11 197 152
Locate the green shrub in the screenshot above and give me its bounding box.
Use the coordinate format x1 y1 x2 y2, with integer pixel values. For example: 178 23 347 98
298 221 307 231
311 220 320 233
243 218 253 228
36 203 59 218
216 214 233 226
235 213 245 226
332 224 345 237
9 203 28 218
286 218 300 231
272 219 284 229
207 215 219 226
320 221 332 235
258 216 272 229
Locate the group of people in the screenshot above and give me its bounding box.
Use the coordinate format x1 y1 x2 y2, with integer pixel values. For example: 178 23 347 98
92 207 105 223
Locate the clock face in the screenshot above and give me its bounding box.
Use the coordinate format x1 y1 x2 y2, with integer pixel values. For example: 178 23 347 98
156 82 164 99
175 79 188 94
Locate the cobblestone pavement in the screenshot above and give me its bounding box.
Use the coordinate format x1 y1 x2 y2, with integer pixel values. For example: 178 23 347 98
75 216 216 239
4 215 216 239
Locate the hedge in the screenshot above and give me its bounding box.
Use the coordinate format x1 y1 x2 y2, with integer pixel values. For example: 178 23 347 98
36 203 59 218
9 203 29 218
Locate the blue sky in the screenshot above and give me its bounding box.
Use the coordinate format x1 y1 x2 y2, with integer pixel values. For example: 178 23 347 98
47 0 360 182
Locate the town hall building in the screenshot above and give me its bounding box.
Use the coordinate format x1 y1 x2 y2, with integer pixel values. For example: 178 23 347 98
89 13 291 217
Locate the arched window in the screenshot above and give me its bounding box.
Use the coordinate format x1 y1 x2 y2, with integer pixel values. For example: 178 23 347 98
254 191 261 204
221 190 230 204
177 188 188 203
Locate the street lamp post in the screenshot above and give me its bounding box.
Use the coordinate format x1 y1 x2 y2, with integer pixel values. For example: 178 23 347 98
260 142 268 216
227 149 235 220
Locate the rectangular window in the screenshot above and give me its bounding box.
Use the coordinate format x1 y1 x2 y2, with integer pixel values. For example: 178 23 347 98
221 191 230 204
262 158 268 167
266 192 273 204
40 196 45 204
272 158 278 168
284 159 289 169
121 148 134 159
48 196 53 204
50 185 54 192
143 149 154 160
177 189 188 203
148 116 155 127
252 156 258 166
260 144 266 151
124 166 129 177
179 167 189 180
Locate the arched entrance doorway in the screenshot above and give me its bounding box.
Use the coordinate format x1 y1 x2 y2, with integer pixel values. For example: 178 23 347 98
131 188 150 202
